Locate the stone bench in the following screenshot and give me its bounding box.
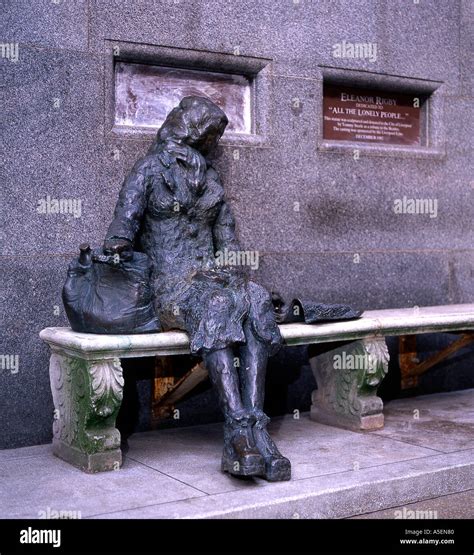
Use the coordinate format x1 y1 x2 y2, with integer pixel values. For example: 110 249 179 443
40 303 474 472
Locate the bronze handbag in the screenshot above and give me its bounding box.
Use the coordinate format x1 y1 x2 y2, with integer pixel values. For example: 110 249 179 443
62 243 160 334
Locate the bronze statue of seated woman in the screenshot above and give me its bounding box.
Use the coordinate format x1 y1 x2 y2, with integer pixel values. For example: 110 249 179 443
103 96 290 481
63 96 361 481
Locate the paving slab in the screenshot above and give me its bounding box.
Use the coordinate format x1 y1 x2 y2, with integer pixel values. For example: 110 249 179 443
126 415 437 495
0 444 50 462
0 452 204 519
373 389 474 453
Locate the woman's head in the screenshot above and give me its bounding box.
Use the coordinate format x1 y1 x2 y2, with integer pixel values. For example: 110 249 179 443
157 96 228 155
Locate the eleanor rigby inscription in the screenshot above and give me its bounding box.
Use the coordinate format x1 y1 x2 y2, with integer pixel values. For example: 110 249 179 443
323 85 422 146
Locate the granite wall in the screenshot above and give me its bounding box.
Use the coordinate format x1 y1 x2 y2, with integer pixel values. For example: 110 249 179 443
1 0 473 448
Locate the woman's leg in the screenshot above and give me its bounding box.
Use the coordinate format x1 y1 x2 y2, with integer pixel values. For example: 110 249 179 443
203 347 264 476
239 321 291 481
238 321 268 411
203 347 244 416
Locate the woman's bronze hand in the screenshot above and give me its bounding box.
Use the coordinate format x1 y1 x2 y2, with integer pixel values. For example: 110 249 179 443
103 237 133 261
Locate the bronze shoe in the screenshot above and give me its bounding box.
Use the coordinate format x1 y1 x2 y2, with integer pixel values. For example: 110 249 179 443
252 410 291 481
221 411 265 476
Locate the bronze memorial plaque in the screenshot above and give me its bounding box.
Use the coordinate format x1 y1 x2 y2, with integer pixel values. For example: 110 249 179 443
323 85 421 146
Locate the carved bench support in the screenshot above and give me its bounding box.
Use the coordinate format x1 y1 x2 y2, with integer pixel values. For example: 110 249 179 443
49 351 124 472
309 337 389 431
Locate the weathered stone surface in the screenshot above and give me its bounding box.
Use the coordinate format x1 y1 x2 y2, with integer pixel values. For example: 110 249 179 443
309 337 389 431
351 489 474 519
40 304 474 356
105 450 473 519
1 0 88 51
126 412 436 495
460 0 474 96
1 390 473 519
0 450 203 519
114 391 474 518
373 389 474 452
49 352 123 472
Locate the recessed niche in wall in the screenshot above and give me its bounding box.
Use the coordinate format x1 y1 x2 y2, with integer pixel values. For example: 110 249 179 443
104 41 271 145
323 84 426 147
317 67 445 159
115 62 252 135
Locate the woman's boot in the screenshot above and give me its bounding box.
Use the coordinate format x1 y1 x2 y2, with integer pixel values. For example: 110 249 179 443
203 348 265 477
221 410 265 476
252 410 291 481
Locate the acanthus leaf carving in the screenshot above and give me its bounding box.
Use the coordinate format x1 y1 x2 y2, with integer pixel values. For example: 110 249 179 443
89 358 124 418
